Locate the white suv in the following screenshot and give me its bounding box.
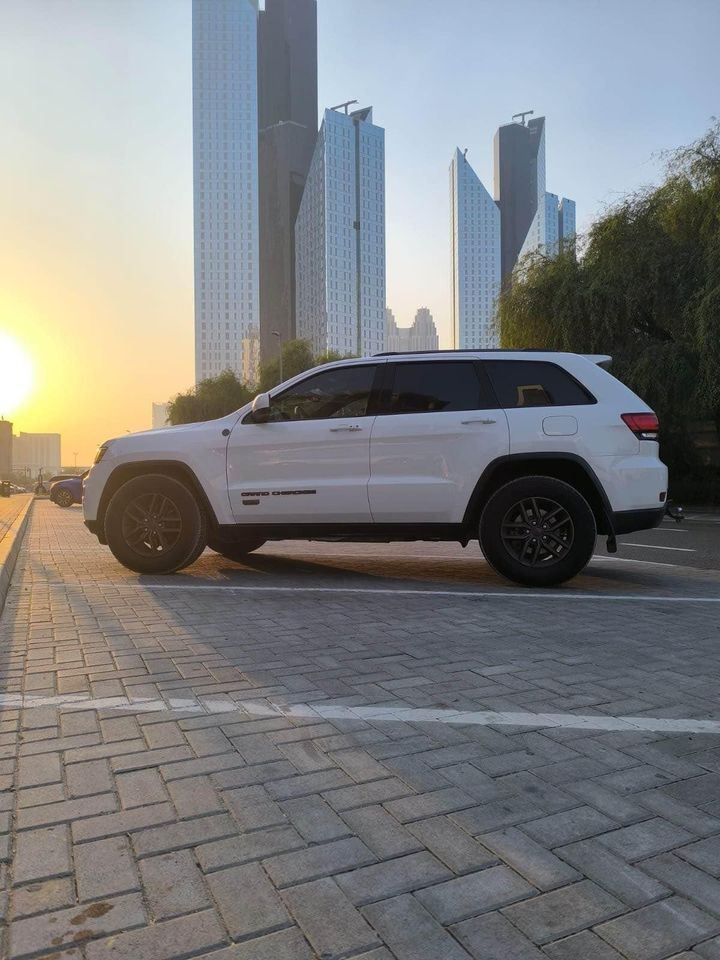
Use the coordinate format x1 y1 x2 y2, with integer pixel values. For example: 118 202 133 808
83 351 667 587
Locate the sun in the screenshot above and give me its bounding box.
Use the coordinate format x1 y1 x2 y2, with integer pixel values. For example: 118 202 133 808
0 331 35 417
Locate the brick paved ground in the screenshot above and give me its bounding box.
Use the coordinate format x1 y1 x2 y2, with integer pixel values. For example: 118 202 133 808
2 501 720 959
0 496 32 548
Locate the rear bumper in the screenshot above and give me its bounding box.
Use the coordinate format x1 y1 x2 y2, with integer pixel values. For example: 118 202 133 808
611 507 665 535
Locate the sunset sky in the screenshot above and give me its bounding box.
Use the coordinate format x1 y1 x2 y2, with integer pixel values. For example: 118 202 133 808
1 0 718 465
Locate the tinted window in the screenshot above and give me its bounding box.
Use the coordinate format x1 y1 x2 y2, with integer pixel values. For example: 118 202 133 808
484 361 594 408
386 362 487 414
269 365 377 421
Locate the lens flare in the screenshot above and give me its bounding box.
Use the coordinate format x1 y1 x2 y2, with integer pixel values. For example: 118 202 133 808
0 331 35 416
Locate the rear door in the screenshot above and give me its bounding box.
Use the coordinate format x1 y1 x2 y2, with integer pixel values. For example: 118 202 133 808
368 359 509 523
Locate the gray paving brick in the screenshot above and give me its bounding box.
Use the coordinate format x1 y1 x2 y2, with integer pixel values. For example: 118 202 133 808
598 817 693 862
282 877 380 958
677 835 720 877
519 806 617 849
415 865 536 924
16 791 117 829
17 753 61 789
206 862 290 939
595 896 720 959
75 836 140 901
167 775 223 817
66 758 113 798
160 752 247 782
502 880 624 944
323 777 413 812
637 791 720 837
362 894 472 960
9 892 146 959
641 853 720 917
329 748 390 783
450 795 542 835
565 780 648 824
280 795 349 843
84 907 227 960
336 851 452 905
542 930 626 959
264 836 376 888
11 877 75 920
407 816 497 874
480 827 580 891
196 927 315 960
556 838 669 908
383 786 475 823
116 769 169 809
72 801 176 842
695 937 720 959
341 805 421 858
13 824 71 884
383 754 453 792
268 768 353 800
223 784 286 831
131 812 238 857
451 911 545 959
196 825 305 872
138 849 212 919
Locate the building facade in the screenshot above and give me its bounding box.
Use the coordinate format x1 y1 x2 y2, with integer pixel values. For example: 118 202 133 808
257 0 317 363
192 0 260 383
0 420 12 479
151 403 169 430
450 148 501 349
241 327 261 386
493 115 575 279
386 307 439 353
295 106 385 357
12 432 61 478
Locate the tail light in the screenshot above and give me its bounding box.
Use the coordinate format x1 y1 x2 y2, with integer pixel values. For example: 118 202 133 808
621 412 659 440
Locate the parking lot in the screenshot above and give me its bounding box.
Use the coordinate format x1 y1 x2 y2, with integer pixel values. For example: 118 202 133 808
2 500 720 959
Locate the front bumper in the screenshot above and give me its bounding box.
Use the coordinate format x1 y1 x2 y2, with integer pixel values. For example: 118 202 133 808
611 507 665 535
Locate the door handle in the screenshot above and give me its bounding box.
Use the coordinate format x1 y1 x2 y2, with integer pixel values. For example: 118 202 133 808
329 425 362 432
461 418 497 425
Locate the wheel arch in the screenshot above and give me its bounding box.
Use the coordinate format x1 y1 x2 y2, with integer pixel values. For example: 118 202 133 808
463 454 613 535
96 461 218 543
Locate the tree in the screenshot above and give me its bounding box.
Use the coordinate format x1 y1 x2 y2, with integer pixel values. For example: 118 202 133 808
498 121 720 495
167 370 254 425
258 339 347 392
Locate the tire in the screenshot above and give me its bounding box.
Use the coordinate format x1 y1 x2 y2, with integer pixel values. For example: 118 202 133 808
104 474 207 574
54 488 74 508
479 475 596 587
208 536 266 563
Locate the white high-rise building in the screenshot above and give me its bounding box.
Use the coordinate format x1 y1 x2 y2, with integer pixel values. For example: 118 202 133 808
559 197 576 248
386 307 439 352
192 0 260 383
450 148 501 349
295 106 385 357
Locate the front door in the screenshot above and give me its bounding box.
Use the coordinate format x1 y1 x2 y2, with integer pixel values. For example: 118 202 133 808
368 360 509 523
227 362 383 524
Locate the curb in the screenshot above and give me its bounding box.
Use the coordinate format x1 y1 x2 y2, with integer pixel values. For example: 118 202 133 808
0 497 34 616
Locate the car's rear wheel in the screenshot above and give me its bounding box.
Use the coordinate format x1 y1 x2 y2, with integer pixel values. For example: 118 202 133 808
104 474 207 574
208 535 266 563
479 476 596 587
55 488 74 508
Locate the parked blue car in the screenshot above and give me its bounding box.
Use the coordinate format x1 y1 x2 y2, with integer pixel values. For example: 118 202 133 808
49 471 87 508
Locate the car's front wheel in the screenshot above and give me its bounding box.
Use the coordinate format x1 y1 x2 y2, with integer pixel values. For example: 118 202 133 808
479 476 596 587
55 488 74 508
104 474 207 574
208 536 266 563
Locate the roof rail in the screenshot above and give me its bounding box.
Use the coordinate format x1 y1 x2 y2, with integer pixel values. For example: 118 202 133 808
373 348 553 356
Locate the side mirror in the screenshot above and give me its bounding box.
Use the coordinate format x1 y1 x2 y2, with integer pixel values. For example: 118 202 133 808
251 392 272 423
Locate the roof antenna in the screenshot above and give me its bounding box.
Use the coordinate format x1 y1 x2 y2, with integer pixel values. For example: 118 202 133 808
512 110 534 125
330 99 359 115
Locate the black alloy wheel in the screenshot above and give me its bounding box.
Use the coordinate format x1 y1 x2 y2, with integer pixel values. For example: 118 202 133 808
500 496 574 568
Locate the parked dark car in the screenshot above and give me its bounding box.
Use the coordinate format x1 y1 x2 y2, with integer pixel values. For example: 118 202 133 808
49 472 87 508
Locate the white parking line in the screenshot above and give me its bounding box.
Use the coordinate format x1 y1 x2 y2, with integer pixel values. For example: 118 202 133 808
141 583 720 603
621 542 695 552
590 555 677 568
1 691 719 735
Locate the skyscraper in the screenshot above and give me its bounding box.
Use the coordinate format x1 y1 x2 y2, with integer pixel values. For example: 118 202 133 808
257 0 317 363
450 148 501 349
493 115 576 280
192 0 260 383
386 307 439 352
295 106 386 357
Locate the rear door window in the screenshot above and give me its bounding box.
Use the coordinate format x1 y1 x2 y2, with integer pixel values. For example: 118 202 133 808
384 361 492 414
484 360 595 408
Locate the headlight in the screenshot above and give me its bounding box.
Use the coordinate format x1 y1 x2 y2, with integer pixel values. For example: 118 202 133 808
94 443 111 465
